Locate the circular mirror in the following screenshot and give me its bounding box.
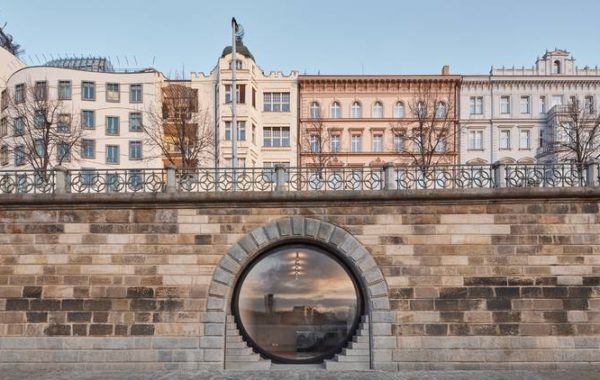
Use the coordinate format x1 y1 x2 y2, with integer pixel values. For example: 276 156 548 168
233 244 363 364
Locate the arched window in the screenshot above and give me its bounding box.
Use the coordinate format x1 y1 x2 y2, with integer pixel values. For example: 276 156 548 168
415 101 427 118
309 102 320 119
372 101 384 118
435 102 447 118
393 102 405 118
553 60 561 74
351 101 362 118
330 102 341 119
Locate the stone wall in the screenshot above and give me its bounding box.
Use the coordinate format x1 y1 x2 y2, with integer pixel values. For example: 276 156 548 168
0 188 599 370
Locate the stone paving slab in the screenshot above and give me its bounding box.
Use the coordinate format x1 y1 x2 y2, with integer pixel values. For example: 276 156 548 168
3 369 599 380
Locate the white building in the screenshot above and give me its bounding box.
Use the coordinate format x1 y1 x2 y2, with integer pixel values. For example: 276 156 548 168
0 56 166 172
460 49 600 165
192 40 298 169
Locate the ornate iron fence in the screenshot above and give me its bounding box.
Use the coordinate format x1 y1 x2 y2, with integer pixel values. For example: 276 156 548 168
177 167 276 192
68 169 166 193
287 167 384 191
504 164 587 188
0 170 55 194
392 165 495 190
0 163 599 195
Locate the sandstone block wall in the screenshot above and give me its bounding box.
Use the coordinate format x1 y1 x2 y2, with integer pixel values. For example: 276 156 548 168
0 189 598 370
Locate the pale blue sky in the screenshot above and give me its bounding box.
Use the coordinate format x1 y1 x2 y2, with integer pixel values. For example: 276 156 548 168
1 0 599 77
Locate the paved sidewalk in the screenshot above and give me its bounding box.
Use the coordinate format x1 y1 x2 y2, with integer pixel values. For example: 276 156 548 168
3 369 598 380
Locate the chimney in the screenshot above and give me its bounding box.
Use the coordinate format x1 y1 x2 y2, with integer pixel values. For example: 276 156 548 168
441 65 450 76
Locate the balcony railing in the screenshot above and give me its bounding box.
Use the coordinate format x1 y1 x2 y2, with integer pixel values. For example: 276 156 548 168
0 162 599 195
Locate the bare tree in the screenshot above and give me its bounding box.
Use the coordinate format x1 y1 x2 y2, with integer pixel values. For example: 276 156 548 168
299 118 337 171
1 80 83 173
548 99 600 169
392 83 458 168
143 84 214 170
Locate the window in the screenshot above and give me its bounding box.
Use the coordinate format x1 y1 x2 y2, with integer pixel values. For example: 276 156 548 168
234 245 361 363
81 139 96 159
57 114 71 133
15 83 25 103
130 84 143 103
252 88 256 108
129 140 143 160
540 96 546 114
415 101 427 117
330 135 341 152
585 96 594 113
14 145 25 166
57 143 71 162
518 96 530 114
500 130 511 150
106 83 120 102
263 126 290 147
225 84 246 104
551 95 563 107
351 134 362 152
435 102 447 118
14 117 24 136
129 112 143 132
34 139 45 156
394 102 405 118
570 96 577 106
351 102 362 118
519 129 531 149
436 136 447 153
553 60 561 74
468 130 483 150
225 121 246 141
330 102 341 118
252 124 256 144
82 110 95 129
309 102 320 118
80 168 96 186
372 102 383 118
106 116 120 135
469 97 483 115
58 80 71 100
0 145 8 166
539 130 544 148
263 92 289 112
230 59 243 70
500 96 510 114
394 134 405 152
34 110 45 129
82 81 95 100
0 117 6 137
310 135 320 153
106 145 120 164
1 89 7 110
372 134 383 152
35 81 47 101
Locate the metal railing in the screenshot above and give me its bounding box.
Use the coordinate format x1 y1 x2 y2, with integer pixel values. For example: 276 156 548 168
0 162 599 195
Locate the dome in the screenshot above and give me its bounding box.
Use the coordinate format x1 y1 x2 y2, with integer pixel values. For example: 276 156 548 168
221 41 255 61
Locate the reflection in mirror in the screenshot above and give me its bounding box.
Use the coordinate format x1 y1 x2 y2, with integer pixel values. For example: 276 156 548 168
235 245 361 363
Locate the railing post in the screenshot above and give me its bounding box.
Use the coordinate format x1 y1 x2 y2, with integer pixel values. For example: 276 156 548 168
383 162 395 190
53 166 68 194
492 161 507 188
586 162 599 187
274 164 286 192
166 164 176 193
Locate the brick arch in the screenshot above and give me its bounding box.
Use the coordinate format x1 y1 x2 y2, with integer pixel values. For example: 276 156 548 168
203 216 395 369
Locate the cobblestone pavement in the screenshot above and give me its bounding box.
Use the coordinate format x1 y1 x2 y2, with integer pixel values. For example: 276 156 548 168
3 369 599 380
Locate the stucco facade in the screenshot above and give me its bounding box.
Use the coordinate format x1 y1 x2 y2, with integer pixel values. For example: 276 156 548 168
460 49 600 165
298 73 460 168
191 42 298 169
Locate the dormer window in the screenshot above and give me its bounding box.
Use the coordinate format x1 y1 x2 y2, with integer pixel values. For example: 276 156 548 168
230 59 243 70
553 60 561 74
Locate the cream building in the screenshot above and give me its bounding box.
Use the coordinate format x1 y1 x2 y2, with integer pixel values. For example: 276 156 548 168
460 49 600 165
0 56 166 171
191 41 298 169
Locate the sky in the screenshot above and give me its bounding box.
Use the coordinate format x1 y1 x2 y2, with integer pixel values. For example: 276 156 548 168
2 0 600 78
